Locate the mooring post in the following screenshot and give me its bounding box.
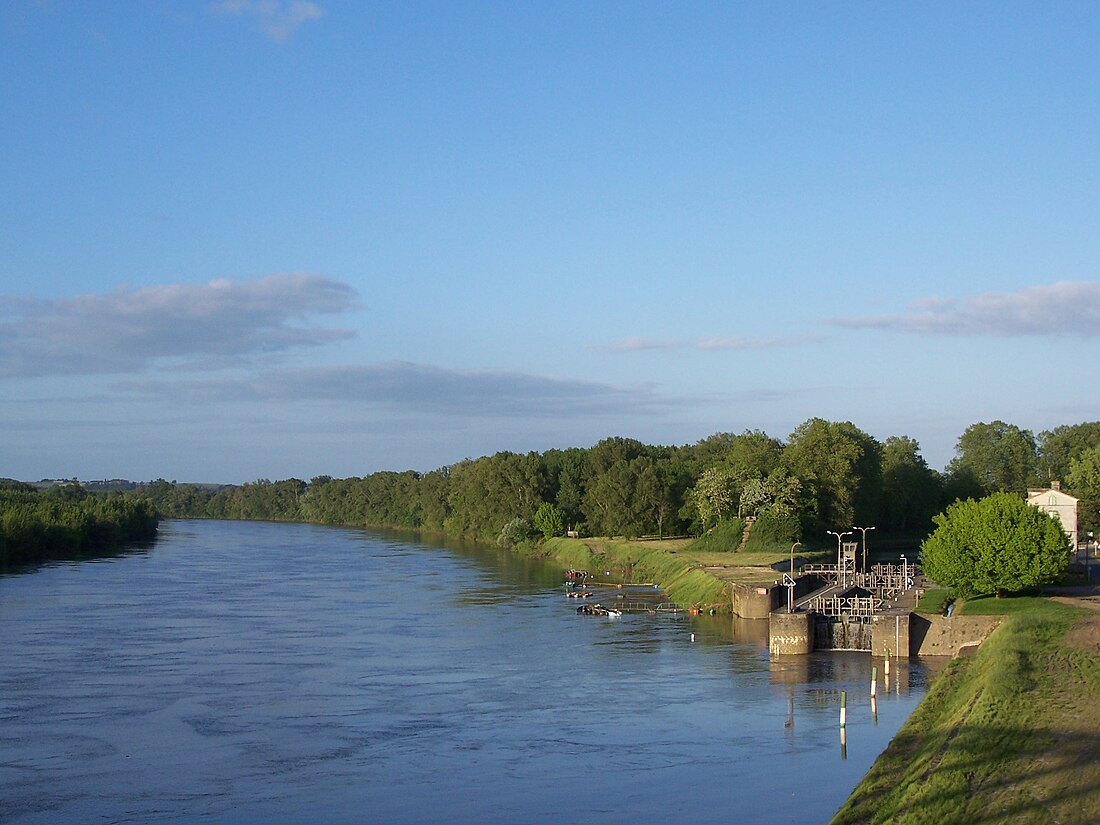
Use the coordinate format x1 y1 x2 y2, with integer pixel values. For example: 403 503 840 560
870 666 877 698
840 690 847 729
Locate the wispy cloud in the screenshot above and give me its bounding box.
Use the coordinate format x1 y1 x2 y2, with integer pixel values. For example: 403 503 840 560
602 334 824 353
0 274 357 378
832 280 1100 337
209 0 323 42
116 361 680 419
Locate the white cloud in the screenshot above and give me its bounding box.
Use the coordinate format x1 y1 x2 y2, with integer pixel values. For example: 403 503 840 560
0 274 357 378
602 334 824 353
209 0 323 42
832 280 1100 337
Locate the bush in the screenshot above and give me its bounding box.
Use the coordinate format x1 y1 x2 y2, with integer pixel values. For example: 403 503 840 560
685 517 746 553
497 517 533 549
742 510 800 552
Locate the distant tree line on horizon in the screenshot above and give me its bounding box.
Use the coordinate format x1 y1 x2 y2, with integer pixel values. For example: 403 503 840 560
0 481 159 568
133 418 1100 550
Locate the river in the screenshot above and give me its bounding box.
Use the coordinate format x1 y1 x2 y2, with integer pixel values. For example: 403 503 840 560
0 520 938 824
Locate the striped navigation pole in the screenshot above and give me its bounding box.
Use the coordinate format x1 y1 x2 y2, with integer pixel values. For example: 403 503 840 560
871 666 878 723
839 690 848 760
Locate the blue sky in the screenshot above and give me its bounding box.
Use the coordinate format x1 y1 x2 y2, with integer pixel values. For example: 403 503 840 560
2 1 1098 483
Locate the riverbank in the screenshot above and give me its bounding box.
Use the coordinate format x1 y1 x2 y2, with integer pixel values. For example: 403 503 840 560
830 591 1100 824
534 535 824 611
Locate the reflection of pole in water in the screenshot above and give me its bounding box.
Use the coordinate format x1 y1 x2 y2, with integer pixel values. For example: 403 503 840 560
840 726 847 760
785 686 794 731
871 695 878 725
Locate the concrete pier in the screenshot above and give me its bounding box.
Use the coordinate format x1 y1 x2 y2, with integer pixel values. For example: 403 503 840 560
732 573 826 619
769 610 814 655
870 611 912 657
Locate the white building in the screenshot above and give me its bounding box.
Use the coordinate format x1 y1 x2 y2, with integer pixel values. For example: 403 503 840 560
1026 482 1079 550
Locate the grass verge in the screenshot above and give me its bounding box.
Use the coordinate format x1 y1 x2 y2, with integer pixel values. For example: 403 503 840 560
830 595 1100 824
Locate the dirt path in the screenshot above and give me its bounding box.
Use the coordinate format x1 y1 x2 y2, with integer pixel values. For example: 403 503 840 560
1050 593 1100 656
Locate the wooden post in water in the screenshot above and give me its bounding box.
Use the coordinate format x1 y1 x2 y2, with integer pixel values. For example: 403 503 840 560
870 666 877 698
840 690 847 729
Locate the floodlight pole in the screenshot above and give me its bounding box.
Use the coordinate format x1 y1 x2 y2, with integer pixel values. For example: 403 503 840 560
853 525 876 575
827 530 853 587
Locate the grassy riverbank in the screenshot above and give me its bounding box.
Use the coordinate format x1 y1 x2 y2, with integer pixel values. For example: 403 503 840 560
831 594 1100 824
535 536 827 610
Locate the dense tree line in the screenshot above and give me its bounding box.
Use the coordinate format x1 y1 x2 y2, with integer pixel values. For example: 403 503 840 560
132 418 1100 550
0 481 159 567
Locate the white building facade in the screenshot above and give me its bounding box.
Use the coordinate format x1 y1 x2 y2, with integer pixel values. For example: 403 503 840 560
1026 483 1079 550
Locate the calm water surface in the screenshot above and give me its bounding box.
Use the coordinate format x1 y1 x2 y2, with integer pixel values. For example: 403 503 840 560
0 520 938 824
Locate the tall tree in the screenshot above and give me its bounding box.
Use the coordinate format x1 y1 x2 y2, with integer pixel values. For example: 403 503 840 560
780 418 883 537
544 448 587 527
948 420 1039 494
583 456 651 538
879 436 944 535
725 430 783 481
1066 444 1100 537
920 492 1069 598
1038 422 1100 484
688 466 738 531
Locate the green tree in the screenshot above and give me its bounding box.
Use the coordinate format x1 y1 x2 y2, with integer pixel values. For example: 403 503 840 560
920 492 1069 598
948 420 1039 494
1066 444 1100 537
533 502 565 539
725 430 783 481
1039 422 1100 484
583 456 652 538
544 448 587 527
879 436 944 535
780 418 882 537
445 452 547 538
639 456 691 539
688 466 738 531
738 469 801 521
497 517 533 548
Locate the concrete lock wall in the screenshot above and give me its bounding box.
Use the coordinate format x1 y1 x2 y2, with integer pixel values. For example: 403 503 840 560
731 574 827 620
908 614 1002 656
870 612 912 658
769 610 814 655
732 583 778 619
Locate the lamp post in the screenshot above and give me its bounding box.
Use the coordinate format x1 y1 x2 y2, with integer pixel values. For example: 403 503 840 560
827 530 853 587
853 526 876 575
1087 531 1094 583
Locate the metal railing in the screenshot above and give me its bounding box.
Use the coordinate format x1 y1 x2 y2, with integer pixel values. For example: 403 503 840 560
805 593 883 619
